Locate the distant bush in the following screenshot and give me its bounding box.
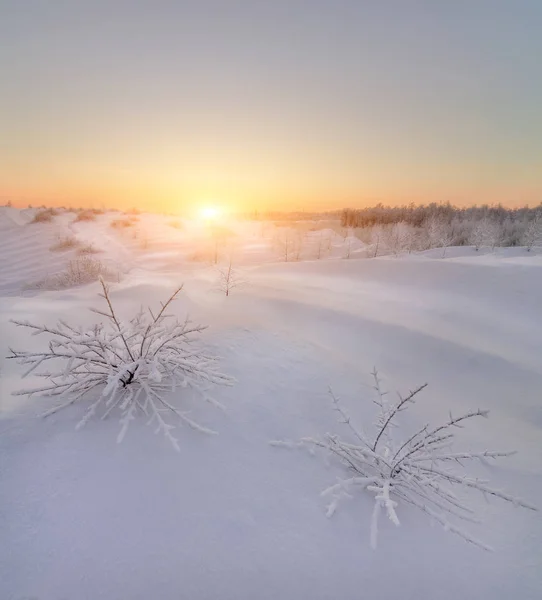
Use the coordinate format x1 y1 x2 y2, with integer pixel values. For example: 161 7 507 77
111 218 135 229
30 208 58 223
168 220 183 229
73 210 97 222
50 235 80 252
28 257 116 290
76 242 100 255
187 249 214 263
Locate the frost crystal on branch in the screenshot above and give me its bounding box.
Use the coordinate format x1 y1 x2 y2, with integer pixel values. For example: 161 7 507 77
274 371 536 550
8 279 233 449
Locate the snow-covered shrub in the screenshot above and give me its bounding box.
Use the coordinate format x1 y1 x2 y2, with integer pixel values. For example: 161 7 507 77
110 217 134 228
30 208 57 223
50 235 80 252
73 210 97 222
273 371 536 550
110 217 139 229
8 280 233 449
29 256 116 290
76 242 100 255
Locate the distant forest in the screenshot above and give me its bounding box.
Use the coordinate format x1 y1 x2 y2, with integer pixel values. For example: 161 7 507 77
245 203 542 251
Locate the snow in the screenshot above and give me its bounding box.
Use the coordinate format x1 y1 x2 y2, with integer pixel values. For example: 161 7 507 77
0 207 541 599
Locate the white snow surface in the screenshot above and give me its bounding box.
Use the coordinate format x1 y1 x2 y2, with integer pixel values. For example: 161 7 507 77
1 207 541 599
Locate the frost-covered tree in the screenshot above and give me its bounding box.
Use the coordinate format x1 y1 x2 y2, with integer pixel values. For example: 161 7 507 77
275 227 295 262
469 219 502 251
385 222 413 256
521 215 542 251
428 217 454 258
370 225 383 258
309 230 329 260
216 256 243 296
8 280 233 450
273 371 536 550
209 225 236 264
292 230 306 261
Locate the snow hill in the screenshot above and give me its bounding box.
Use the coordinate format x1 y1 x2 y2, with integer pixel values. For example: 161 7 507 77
0 207 541 599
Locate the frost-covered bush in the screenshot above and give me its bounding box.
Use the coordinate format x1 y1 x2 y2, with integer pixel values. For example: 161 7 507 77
8 280 233 449
273 371 536 550
29 256 115 290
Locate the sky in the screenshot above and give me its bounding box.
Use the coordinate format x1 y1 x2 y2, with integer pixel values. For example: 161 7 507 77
1 0 541 213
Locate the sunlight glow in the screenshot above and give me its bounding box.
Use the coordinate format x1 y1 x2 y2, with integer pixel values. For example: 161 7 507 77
198 206 222 221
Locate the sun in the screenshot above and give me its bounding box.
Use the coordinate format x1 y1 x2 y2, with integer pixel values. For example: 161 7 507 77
198 206 221 221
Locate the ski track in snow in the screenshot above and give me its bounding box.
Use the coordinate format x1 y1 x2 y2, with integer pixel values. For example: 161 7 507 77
0 207 541 600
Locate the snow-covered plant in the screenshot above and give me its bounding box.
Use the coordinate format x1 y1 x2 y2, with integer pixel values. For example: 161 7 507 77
30 208 57 223
272 371 536 550
428 217 454 257
8 279 233 450
521 214 542 251
370 225 383 258
385 222 413 256
469 219 501 251
77 242 100 255
314 231 328 260
275 227 295 262
344 237 353 259
28 256 115 290
216 256 244 296
50 235 80 252
292 230 306 261
73 210 97 222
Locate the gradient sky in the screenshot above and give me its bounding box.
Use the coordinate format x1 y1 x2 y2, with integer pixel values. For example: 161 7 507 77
1 1 541 213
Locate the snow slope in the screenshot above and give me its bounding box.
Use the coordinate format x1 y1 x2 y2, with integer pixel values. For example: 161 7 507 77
1 208 541 599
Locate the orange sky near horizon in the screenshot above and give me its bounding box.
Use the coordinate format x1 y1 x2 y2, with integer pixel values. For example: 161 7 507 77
2 2 541 214
4 185 542 215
